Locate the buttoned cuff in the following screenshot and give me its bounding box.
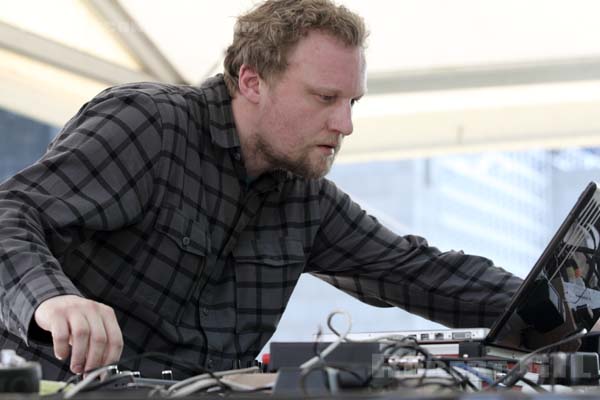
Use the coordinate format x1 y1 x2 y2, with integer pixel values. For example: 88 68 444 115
2 264 82 346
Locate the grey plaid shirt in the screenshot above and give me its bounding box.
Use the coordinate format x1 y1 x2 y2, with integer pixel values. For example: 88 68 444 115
0 75 521 380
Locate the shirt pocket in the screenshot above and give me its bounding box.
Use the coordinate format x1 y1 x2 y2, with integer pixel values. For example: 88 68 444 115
129 206 210 324
232 237 305 335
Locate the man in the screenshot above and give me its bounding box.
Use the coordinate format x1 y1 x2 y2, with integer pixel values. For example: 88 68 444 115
0 0 521 380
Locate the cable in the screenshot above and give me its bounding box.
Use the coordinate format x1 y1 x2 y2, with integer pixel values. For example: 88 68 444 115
360 335 479 392
60 351 222 397
488 328 593 390
311 310 477 392
367 340 428 385
63 365 115 399
117 351 204 377
453 363 494 386
298 366 333 397
300 310 352 370
166 366 259 397
294 311 355 396
520 375 549 393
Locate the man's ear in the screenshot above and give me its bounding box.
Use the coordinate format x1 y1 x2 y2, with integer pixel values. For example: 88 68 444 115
237 64 261 104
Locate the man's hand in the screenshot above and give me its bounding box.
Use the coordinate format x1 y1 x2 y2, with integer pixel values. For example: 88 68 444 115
34 295 123 374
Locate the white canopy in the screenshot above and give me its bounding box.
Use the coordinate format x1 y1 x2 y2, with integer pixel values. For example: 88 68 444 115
2 0 600 161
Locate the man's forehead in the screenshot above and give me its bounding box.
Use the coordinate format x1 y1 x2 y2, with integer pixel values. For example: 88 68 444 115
302 58 367 97
286 36 367 97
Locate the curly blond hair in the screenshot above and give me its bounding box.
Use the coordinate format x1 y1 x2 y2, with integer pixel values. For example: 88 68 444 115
223 0 368 96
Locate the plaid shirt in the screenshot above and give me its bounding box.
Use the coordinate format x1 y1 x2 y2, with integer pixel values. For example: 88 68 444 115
0 75 522 380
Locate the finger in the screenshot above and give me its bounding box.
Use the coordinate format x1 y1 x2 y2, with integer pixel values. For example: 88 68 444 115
50 317 71 361
68 313 91 374
83 312 108 374
99 307 123 367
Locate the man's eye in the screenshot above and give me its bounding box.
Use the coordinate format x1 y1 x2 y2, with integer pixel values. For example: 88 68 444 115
319 95 336 103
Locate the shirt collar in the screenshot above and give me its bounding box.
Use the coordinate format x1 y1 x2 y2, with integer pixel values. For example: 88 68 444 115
200 74 296 187
200 74 240 150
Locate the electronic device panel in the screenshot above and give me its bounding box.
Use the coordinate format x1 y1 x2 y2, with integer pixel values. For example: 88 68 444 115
486 181 600 352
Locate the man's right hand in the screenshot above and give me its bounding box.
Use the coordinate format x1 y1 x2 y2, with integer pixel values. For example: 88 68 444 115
33 295 123 374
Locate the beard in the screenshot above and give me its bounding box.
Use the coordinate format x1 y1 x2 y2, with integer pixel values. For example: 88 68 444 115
254 135 338 179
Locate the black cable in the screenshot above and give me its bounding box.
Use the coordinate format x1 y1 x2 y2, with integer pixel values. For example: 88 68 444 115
299 364 330 397
520 375 549 393
57 374 82 393
57 351 229 395
299 362 366 393
367 339 478 392
326 315 343 338
393 342 475 391
482 361 548 393
117 351 204 375
366 341 429 386
488 329 596 390
311 326 326 365
323 315 480 392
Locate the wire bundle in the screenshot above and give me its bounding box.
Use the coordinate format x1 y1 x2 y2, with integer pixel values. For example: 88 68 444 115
303 311 598 395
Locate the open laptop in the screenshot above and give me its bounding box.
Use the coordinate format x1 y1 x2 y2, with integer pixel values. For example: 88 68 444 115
320 182 600 358
482 180 600 358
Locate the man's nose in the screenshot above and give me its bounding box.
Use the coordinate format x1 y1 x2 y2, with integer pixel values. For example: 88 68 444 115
328 102 353 136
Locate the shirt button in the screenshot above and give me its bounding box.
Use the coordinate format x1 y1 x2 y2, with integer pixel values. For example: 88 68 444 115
233 152 241 161
202 307 209 316
182 236 190 246
207 359 214 369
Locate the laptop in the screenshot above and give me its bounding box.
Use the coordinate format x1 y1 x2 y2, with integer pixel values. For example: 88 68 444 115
319 182 600 359
482 180 600 358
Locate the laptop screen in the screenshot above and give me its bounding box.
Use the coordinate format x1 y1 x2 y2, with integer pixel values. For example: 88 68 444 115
485 181 600 352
